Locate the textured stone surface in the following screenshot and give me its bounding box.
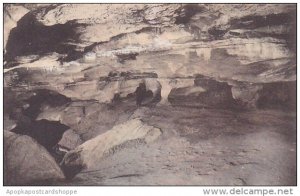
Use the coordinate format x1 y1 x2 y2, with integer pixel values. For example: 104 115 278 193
3 4 296 185
61 119 161 178
4 131 65 185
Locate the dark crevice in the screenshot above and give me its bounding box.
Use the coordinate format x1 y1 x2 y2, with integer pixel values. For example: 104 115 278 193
11 120 69 153
22 89 71 119
175 4 206 24
7 89 72 163
256 81 296 111
59 41 103 62
5 11 85 65
135 82 161 106
169 75 237 109
230 13 293 30
116 53 139 63
208 27 228 40
110 174 143 179
6 89 71 124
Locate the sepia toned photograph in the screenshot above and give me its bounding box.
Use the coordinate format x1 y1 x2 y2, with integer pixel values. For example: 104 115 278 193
3 3 296 186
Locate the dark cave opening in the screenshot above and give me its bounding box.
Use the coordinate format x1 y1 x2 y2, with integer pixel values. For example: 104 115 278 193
5 11 84 65
22 89 71 119
12 119 70 153
175 4 206 24
256 81 296 111
7 89 73 163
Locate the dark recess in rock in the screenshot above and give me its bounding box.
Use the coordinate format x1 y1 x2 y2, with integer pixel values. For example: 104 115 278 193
116 53 139 63
22 89 71 119
101 71 158 82
59 41 103 62
175 4 206 24
60 152 85 179
230 13 292 30
285 11 297 52
210 48 240 65
230 12 296 52
208 27 228 39
7 89 71 123
6 89 72 162
256 81 296 111
5 89 67 124
5 12 83 64
168 75 237 109
12 120 69 152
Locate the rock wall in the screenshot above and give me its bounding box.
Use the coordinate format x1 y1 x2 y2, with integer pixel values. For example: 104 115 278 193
3 4 296 185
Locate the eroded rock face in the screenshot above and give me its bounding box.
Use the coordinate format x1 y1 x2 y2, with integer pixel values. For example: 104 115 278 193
4 4 295 73
3 4 296 185
37 101 137 141
4 131 65 185
4 4 296 110
61 119 161 178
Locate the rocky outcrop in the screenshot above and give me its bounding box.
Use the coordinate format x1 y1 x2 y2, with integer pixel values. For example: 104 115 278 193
37 101 137 141
4 4 296 110
35 4 181 43
4 131 65 185
4 3 296 132
3 3 296 186
61 119 161 178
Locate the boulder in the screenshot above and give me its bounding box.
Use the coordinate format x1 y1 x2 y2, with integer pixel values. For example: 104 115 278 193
58 129 83 151
37 101 137 142
4 131 65 185
61 119 161 178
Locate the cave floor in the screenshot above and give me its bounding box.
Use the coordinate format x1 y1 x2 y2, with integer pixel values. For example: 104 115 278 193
56 105 296 185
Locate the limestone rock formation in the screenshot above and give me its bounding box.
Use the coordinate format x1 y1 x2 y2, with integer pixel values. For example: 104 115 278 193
61 119 161 178
4 4 296 109
3 4 296 185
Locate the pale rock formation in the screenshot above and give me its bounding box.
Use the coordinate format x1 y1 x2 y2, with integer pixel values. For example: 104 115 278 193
61 119 161 177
